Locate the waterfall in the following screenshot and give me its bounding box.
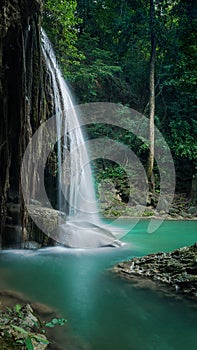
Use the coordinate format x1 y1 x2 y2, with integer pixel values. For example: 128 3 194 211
42 31 97 218
41 31 123 248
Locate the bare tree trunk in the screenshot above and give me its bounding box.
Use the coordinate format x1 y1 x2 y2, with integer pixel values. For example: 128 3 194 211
147 0 156 194
190 173 197 205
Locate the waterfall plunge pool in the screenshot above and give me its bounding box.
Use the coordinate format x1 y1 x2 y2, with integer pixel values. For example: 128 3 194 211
0 219 197 350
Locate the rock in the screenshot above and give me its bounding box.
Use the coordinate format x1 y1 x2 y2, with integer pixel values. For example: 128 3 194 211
27 205 67 235
169 213 179 218
7 203 21 224
27 206 123 248
0 290 91 350
157 198 169 212
2 225 22 248
21 241 42 249
29 199 43 206
0 0 44 240
169 207 180 215
5 216 13 225
26 205 67 246
112 243 197 298
0 303 48 350
142 208 155 217
188 206 196 215
180 210 188 218
7 192 20 204
158 210 165 215
55 220 123 248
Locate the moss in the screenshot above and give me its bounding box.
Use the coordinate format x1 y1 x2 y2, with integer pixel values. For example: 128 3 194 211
142 210 154 217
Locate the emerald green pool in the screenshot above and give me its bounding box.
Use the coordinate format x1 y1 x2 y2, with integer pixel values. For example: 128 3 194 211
0 219 197 349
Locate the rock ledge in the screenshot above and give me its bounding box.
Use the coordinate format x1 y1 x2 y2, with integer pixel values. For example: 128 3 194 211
113 243 197 298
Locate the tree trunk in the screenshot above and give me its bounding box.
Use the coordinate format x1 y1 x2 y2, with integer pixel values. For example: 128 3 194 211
147 0 156 194
190 173 197 205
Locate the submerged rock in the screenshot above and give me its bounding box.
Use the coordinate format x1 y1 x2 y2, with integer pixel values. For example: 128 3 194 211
113 243 197 298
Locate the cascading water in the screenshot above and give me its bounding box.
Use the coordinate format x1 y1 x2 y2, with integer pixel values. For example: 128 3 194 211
41 31 123 248
42 31 97 218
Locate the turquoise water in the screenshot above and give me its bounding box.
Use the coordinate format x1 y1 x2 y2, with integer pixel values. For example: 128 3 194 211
0 219 197 349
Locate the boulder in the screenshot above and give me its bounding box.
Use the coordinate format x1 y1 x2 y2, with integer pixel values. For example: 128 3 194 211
169 207 180 215
188 206 196 215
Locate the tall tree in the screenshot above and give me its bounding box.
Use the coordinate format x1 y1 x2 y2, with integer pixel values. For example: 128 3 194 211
43 0 197 199
147 0 156 193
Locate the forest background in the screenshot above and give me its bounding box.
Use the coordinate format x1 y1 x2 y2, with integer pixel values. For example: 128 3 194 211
43 0 197 210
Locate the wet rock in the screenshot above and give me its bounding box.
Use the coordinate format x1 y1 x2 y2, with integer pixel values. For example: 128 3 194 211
188 206 196 215
27 205 66 232
27 205 67 245
5 216 13 225
180 210 188 218
112 243 197 298
158 210 166 215
7 203 21 225
169 207 180 215
2 225 22 248
55 220 123 248
29 199 43 206
21 241 42 249
157 198 169 212
7 192 20 204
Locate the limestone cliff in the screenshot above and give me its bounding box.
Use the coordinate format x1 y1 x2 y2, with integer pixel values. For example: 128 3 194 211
0 0 52 247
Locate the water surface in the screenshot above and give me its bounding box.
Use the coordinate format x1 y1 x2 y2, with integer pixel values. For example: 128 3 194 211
0 219 196 350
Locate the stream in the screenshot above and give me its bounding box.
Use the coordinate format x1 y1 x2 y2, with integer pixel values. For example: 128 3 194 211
0 219 197 350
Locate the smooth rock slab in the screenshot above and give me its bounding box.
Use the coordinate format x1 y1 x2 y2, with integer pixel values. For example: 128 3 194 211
53 220 124 248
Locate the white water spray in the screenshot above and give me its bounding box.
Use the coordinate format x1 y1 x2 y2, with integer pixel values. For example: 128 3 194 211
41 31 123 247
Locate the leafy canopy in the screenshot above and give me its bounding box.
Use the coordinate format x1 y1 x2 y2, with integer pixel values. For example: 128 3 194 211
43 0 83 76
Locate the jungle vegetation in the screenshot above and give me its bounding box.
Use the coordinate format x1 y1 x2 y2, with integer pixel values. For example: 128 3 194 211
43 0 197 202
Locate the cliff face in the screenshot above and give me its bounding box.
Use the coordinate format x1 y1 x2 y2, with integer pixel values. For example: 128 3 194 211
0 0 48 246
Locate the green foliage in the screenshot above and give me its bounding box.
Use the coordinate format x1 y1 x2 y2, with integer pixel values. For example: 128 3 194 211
0 304 67 350
155 0 197 162
43 0 83 76
142 210 154 217
25 336 34 350
43 0 196 196
73 0 150 104
12 324 50 349
45 317 67 328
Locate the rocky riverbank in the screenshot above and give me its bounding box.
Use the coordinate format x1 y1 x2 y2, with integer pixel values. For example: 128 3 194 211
0 290 60 350
2 192 196 249
112 243 197 299
101 192 197 219
0 303 48 350
0 290 91 349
